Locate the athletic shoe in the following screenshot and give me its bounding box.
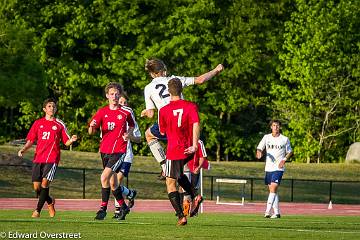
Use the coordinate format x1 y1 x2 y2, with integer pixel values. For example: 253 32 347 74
128 190 137 209
118 204 130 221
113 208 121 219
190 195 203 217
183 200 191 217
176 216 187 226
94 209 107 220
264 213 271 218
48 198 56 218
270 214 281 219
31 210 40 218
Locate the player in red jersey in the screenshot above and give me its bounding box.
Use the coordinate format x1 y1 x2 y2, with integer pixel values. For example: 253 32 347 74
88 82 137 220
158 78 204 226
182 139 210 217
18 98 77 218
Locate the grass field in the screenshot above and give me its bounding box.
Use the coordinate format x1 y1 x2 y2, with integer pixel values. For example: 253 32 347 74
0 210 359 240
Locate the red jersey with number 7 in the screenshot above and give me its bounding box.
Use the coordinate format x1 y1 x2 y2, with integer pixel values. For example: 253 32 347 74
159 99 199 160
89 105 135 154
26 117 71 164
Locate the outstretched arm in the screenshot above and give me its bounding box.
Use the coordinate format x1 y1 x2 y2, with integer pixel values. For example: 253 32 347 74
194 64 224 85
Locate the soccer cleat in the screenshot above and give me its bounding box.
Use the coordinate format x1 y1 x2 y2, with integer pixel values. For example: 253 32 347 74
270 214 281 219
176 216 187 226
118 204 130 221
183 200 191 217
94 209 107 220
128 190 137 209
48 198 56 218
113 208 121 219
264 213 271 218
190 195 203 217
31 210 40 218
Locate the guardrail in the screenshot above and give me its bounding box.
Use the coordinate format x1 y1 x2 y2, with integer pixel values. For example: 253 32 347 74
0 164 359 204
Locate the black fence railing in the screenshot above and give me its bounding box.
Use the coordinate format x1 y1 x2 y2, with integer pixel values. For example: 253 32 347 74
1 164 359 204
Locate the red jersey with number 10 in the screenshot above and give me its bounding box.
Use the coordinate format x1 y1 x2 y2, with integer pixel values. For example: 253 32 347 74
159 99 199 160
90 105 135 154
26 117 71 164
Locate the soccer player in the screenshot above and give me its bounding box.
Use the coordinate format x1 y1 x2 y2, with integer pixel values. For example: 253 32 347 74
141 58 224 180
158 78 204 226
88 82 137 220
182 139 210 217
111 94 141 219
256 120 293 219
18 98 77 218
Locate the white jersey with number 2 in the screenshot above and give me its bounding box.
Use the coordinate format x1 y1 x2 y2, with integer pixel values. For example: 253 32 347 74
257 134 292 172
144 75 195 111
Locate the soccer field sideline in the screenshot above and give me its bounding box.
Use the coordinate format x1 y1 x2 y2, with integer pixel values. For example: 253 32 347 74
1 198 359 216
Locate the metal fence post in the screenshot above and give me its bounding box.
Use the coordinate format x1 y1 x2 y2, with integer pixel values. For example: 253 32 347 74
250 178 253 200
82 168 86 199
210 176 214 200
329 181 333 202
291 179 294 202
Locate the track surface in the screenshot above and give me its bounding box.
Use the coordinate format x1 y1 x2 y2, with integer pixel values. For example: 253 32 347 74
0 198 359 216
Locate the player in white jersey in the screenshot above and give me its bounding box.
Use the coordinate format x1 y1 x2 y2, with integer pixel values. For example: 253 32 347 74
111 94 142 220
256 120 293 219
141 58 224 179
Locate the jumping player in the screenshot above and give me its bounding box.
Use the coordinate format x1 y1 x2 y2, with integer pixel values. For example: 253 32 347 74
256 120 293 219
18 98 77 218
141 58 223 180
88 82 136 220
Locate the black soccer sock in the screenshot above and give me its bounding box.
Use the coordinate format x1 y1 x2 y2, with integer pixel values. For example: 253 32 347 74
112 186 123 201
35 189 40 198
179 192 185 206
100 187 111 211
168 191 183 218
36 187 49 212
178 174 195 199
46 195 53 204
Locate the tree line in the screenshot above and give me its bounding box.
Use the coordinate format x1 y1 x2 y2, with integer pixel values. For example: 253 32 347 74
0 0 359 163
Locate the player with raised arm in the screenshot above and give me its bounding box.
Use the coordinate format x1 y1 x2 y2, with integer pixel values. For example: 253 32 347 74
256 120 293 219
141 58 223 180
18 98 77 218
88 82 136 221
158 78 204 226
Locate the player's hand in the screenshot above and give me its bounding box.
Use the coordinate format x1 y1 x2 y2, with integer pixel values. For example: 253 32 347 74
184 146 197 155
140 109 147 117
70 135 78 143
122 132 129 141
215 64 224 74
18 149 24 157
278 159 286 169
89 120 97 127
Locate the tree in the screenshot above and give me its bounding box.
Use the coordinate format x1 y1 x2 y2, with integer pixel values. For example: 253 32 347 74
274 0 360 163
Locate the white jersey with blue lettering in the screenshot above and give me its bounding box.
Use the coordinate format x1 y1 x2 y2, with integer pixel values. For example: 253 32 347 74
144 75 195 110
256 134 292 172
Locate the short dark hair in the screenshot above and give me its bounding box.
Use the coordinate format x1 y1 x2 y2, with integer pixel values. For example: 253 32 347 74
105 82 123 94
168 78 182 96
145 58 167 74
269 119 281 127
43 98 57 108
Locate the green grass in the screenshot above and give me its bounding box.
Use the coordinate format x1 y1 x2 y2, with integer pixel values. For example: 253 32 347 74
0 210 359 240
1 144 360 203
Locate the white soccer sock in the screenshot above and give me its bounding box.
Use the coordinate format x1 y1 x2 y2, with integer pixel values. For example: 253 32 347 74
148 140 166 164
114 198 120 208
265 192 276 214
273 193 280 215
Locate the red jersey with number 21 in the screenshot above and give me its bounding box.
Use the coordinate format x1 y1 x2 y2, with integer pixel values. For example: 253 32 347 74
26 117 70 164
90 105 135 154
159 99 199 160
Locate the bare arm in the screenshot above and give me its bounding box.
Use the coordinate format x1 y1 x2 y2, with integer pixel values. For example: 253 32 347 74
256 149 263 159
140 109 155 119
184 122 200 155
18 140 34 157
88 120 97 135
65 135 78 146
279 152 294 168
124 127 142 143
194 64 224 85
